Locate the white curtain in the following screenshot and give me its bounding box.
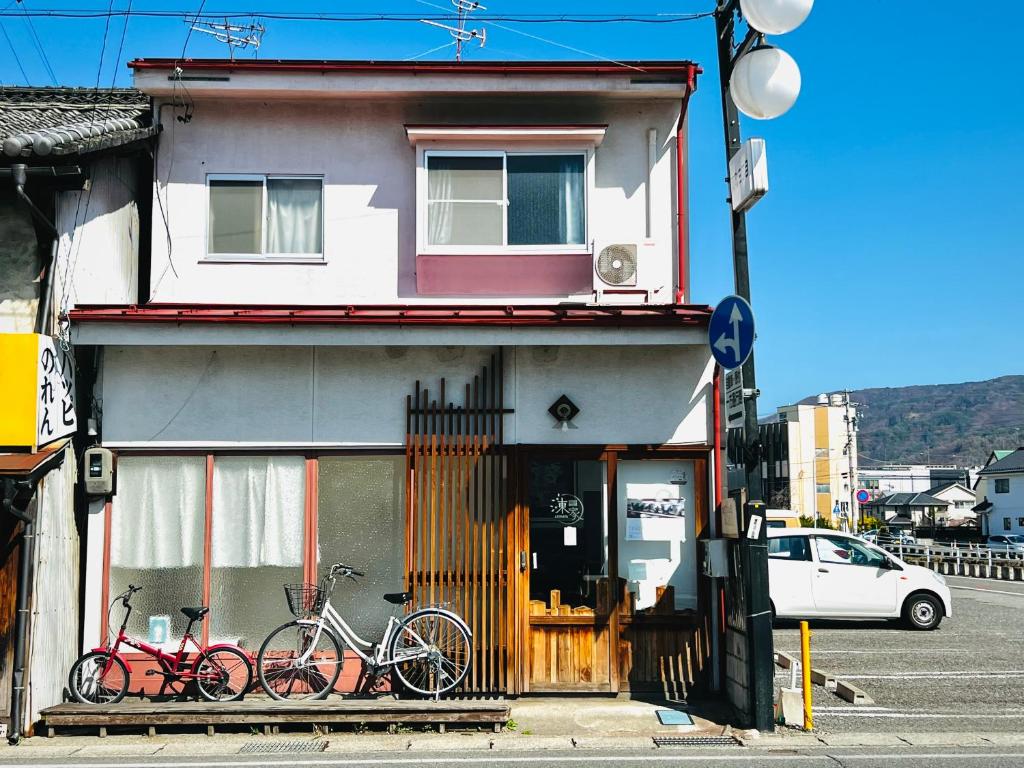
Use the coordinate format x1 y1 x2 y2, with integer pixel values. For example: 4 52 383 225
427 164 454 245
211 455 305 568
558 156 585 245
267 178 322 254
110 456 206 569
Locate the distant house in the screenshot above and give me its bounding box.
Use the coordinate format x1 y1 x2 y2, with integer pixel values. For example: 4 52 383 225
924 482 976 524
973 448 1024 536
862 492 950 527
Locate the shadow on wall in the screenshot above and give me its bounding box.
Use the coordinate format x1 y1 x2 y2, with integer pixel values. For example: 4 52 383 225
0 195 40 332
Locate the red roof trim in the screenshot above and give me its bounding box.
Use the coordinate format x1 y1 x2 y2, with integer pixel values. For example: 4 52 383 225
69 304 712 328
128 58 701 77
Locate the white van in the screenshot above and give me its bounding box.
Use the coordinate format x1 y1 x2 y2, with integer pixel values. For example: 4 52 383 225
767 527 952 630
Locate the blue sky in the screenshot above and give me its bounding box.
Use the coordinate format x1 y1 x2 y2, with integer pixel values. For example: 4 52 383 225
2 1 1020 410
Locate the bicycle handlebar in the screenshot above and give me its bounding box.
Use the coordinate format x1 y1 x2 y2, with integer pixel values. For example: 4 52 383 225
329 563 365 578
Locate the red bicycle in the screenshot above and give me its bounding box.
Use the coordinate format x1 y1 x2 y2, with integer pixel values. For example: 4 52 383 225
68 585 253 704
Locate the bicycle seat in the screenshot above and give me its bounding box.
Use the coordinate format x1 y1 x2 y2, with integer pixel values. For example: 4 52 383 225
383 592 412 605
180 606 210 621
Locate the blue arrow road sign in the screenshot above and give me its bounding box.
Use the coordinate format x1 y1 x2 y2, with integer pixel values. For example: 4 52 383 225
709 295 755 370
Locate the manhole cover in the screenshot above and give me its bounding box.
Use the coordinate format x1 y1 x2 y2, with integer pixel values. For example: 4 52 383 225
653 736 741 747
239 740 328 754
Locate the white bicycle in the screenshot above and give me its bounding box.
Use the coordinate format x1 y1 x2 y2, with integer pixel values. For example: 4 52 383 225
256 562 472 700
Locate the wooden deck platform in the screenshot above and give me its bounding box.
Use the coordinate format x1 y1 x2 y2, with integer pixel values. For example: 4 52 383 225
39 697 510 738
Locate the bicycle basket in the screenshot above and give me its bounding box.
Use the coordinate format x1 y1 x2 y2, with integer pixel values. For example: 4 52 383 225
283 583 325 618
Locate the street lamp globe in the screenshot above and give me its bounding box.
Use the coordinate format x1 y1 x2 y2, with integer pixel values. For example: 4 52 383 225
739 0 813 35
729 45 801 119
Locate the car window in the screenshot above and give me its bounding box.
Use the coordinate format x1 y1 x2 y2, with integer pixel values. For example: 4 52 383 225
814 535 888 568
1009 536 1024 544
768 536 811 561
766 520 786 529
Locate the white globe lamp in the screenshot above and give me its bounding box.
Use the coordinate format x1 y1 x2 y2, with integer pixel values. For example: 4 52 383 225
739 0 813 35
729 45 801 120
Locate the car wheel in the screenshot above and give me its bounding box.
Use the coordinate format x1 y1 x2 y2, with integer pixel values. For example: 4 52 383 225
903 593 942 631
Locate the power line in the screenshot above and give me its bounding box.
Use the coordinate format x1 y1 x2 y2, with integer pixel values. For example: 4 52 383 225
0 17 30 82
0 8 715 23
18 0 57 84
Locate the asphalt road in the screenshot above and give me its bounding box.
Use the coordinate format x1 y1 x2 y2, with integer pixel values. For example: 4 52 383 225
773 574 1024 733
4 747 1024 768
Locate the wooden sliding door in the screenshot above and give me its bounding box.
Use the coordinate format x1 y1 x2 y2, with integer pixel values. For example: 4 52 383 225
524 454 616 692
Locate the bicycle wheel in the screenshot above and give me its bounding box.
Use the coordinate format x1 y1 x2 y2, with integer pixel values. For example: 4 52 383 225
257 621 344 701
68 651 129 705
194 646 253 702
388 609 471 697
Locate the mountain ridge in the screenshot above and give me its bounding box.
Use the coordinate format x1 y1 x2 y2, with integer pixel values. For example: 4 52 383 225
799 375 1024 467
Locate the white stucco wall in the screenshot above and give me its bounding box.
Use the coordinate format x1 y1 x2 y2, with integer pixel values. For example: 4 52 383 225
55 156 140 312
146 97 682 305
977 474 1024 535
99 344 713 448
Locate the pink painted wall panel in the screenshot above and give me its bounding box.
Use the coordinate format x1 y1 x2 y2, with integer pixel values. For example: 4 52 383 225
416 253 593 297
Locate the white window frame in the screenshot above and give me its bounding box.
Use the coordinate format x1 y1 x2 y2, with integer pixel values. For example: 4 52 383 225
416 146 594 256
204 173 325 263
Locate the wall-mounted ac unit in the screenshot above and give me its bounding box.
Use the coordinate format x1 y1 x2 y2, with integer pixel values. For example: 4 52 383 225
594 243 638 291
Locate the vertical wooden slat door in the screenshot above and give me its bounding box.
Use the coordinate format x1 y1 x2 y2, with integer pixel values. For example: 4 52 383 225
405 350 518 694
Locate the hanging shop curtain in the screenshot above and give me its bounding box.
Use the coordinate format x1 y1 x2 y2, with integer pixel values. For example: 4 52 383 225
266 178 323 255
110 456 206 569
211 455 305 568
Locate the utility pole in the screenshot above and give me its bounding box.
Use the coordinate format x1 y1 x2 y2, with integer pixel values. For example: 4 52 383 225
715 3 771 733
844 392 859 533
713 0 811 732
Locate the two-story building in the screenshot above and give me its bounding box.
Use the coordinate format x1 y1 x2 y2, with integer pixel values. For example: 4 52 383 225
68 59 720 697
974 448 1024 536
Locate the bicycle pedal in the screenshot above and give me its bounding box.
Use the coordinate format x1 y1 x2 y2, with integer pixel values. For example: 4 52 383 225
144 669 160 676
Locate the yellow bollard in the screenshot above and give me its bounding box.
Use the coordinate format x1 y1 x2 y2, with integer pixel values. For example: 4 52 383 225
800 620 813 731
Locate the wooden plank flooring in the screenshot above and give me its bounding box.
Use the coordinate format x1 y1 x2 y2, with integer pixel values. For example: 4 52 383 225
40 697 510 735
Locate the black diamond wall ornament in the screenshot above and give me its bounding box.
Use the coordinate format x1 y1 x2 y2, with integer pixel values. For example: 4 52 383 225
548 395 580 429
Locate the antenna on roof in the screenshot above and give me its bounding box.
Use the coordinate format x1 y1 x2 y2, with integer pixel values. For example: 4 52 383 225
419 1 486 61
185 17 266 61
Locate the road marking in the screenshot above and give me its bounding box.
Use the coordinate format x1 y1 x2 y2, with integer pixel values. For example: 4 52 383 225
841 671 1024 680
819 712 1024 719
6 754 1024 768
778 649 964 655
950 584 1024 597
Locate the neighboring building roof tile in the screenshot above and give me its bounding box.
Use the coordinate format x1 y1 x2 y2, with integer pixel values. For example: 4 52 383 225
978 448 1024 476
0 87 156 158
864 492 950 507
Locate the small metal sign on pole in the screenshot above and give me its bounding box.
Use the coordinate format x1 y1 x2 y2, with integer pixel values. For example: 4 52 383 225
729 138 769 212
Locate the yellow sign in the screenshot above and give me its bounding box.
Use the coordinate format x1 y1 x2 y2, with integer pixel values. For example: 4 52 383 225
0 333 76 451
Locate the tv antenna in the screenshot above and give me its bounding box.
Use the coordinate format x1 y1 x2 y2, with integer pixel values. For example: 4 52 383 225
420 1 486 61
185 17 266 60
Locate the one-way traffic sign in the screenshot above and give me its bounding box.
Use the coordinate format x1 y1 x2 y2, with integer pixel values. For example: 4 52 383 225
709 295 755 370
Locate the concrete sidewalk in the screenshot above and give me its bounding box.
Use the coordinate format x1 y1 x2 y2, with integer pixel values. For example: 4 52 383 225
3 697 1022 760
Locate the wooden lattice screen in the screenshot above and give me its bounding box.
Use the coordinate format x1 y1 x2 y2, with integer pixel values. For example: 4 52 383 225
404 349 516 694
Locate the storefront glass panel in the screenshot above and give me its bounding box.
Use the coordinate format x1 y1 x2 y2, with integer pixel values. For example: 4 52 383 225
616 460 696 612
209 455 306 647
317 456 405 640
528 458 608 611
109 456 205 644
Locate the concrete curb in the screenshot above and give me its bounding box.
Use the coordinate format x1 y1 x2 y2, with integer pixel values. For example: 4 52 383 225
835 679 874 705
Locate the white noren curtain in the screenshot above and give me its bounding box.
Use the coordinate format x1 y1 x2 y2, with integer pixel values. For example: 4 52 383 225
212 455 305 568
110 456 206 569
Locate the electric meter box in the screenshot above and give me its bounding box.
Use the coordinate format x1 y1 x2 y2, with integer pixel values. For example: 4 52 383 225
83 446 114 495
702 539 729 578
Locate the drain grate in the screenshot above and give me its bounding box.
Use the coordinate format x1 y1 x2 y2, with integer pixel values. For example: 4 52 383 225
653 735 741 747
239 740 328 754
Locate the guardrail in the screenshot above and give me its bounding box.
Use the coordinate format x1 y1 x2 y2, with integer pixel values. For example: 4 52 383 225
878 541 1024 581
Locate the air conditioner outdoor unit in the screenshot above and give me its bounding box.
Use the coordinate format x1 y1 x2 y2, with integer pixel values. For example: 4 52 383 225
594 243 638 291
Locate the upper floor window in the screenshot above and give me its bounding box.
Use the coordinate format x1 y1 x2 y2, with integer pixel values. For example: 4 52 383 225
995 478 1010 493
207 175 323 260
422 151 587 252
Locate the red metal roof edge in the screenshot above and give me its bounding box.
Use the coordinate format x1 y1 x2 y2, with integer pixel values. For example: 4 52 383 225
128 59 702 77
69 304 712 328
